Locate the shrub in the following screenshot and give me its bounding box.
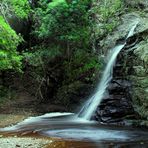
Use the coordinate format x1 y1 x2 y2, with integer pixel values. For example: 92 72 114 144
0 16 22 70
33 0 91 49
0 0 32 71
0 0 31 19
89 0 123 37
63 50 102 83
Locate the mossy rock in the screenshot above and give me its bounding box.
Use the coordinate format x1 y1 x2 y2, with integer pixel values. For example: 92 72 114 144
134 41 148 63
132 86 148 119
130 76 148 88
124 0 148 9
133 66 147 77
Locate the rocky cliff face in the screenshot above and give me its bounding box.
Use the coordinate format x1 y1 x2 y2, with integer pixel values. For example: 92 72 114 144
129 34 148 126
95 7 148 126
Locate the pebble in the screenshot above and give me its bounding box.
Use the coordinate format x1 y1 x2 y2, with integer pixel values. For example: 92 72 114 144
0 137 50 148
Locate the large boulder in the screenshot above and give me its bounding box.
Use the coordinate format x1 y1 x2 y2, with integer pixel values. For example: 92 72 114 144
95 79 135 123
124 0 148 9
100 12 148 53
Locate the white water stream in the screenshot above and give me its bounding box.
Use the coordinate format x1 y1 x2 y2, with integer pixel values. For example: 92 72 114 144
78 20 139 120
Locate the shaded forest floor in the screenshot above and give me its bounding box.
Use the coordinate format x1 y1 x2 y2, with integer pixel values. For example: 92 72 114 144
0 91 36 128
0 93 59 148
0 114 31 128
0 90 67 128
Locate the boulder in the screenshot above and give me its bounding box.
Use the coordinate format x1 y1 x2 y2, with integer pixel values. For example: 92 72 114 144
124 0 148 10
96 97 134 123
100 12 148 53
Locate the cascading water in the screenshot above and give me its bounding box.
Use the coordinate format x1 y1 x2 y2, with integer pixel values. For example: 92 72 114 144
1 20 148 148
78 20 139 120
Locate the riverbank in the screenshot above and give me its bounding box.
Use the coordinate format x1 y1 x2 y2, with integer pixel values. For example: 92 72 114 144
0 114 33 128
0 137 50 148
0 113 52 148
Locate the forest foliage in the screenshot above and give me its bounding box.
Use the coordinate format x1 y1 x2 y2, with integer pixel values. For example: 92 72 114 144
0 0 147 126
0 0 30 71
0 0 123 104
0 0 123 71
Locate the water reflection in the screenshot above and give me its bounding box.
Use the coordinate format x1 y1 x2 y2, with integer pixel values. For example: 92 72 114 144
0 113 148 148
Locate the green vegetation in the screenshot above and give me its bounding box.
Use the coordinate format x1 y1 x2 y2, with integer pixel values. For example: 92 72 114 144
34 0 91 49
0 16 22 70
1 0 147 127
90 0 123 39
0 0 31 100
63 51 102 83
0 0 31 71
0 0 124 104
22 0 101 102
0 0 31 19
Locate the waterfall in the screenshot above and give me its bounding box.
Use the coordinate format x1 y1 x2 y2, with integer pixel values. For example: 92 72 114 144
78 20 139 120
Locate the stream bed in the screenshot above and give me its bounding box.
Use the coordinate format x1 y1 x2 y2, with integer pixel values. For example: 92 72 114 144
0 113 148 148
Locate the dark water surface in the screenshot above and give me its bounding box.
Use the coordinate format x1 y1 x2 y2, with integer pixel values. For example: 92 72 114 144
0 113 148 148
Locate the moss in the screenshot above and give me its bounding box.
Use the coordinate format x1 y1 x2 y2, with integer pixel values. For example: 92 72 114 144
90 0 123 41
134 42 148 63
129 39 148 122
131 73 148 120
131 76 148 88
131 120 148 127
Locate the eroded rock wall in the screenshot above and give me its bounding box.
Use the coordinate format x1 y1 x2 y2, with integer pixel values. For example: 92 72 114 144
128 35 148 126
95 11 148 126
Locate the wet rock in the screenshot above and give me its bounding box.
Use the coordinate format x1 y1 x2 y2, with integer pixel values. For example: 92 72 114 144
124 0 148 10
134 41 148 63
101 117 123 123
108 80 131 95
95 50 135 124
100 99 133 114
133 66 146 77
96 99 135 123
113 66 125 77
100 12 148 52
127 38 148 125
